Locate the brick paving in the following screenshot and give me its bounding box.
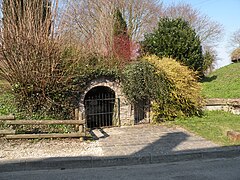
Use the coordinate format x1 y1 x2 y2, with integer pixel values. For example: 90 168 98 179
92 125 219 157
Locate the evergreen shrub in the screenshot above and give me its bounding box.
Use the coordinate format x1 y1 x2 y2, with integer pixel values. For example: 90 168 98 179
142 18 204 73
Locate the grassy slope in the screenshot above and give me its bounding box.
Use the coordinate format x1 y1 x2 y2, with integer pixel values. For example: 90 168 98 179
168 111 240 146
201 63 240 98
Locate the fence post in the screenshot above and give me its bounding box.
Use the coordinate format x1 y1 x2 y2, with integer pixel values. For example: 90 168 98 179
75 108 79 132
79 111 86 141
79 110 86 131
118 98 121 126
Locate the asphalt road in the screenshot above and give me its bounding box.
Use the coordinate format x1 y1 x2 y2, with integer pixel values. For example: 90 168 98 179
1 156 240 180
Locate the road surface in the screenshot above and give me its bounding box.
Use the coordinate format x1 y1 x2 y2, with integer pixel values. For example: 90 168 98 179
1 156 240 180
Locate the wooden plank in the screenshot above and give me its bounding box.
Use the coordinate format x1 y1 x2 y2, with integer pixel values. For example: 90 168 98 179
3 120 85 125
0 115 15 120
5 133 84 139
0 129 16 135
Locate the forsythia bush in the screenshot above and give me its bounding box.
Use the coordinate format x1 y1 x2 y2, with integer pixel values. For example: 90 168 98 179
122 55 204 121
144 55 204 121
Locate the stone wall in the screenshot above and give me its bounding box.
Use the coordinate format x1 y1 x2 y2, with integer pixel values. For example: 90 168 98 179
205 98 240 115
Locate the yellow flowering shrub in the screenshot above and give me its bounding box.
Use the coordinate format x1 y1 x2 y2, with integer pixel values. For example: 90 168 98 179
143 55 204 121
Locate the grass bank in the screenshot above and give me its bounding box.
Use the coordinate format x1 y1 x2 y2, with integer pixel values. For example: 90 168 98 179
167 111 240 146
201 63 240 98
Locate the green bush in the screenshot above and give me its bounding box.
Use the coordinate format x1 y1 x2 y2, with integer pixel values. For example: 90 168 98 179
121 60 170 103
142 18 204 73
122 55 203 121
203 50 215 73
145 55 203 120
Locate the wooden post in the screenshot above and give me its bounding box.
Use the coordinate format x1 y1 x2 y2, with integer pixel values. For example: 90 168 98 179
79 111 85 141
80 112 84 133
75 108 79 131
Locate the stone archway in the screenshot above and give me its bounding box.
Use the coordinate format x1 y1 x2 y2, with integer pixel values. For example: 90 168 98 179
84 86 116 128
78 78 151 128
79 78 129 128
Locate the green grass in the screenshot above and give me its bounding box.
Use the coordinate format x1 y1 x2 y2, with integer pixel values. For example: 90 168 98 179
167 111 240 146
0 80 17 115
201 63 240 98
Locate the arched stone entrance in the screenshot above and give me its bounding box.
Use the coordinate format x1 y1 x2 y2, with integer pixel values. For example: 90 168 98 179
84 86 116 128
78 78 151 129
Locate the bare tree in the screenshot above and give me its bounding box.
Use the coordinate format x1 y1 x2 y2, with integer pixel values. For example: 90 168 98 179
0 0 75 115
61 0 114 57
230 29 240 48
62 0 163 57
229 29 240 62
163 2 223 49
116 0 163 41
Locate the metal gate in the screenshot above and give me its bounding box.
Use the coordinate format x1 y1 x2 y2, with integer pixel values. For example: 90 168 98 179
134 100 150 124
84 86 120 128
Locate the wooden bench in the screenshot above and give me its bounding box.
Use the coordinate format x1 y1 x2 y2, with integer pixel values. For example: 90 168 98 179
0 113 86 139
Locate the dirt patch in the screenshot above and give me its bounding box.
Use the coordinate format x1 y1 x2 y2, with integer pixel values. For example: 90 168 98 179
0 138 102 161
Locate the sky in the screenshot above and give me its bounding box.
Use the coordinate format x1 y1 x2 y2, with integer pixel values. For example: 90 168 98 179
163 0 240 69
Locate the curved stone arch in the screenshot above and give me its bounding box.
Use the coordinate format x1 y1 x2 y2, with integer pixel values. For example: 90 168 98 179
79 78 122 114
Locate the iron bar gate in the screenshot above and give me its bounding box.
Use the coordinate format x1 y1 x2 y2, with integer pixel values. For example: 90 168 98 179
84 86 120 128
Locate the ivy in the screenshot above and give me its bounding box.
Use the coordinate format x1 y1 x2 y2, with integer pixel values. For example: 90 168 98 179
122 60 171 104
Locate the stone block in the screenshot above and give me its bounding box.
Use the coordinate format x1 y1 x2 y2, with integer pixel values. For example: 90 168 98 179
227 131 240 141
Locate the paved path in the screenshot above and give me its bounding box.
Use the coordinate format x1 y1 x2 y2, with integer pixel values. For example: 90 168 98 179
91 125 219 156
